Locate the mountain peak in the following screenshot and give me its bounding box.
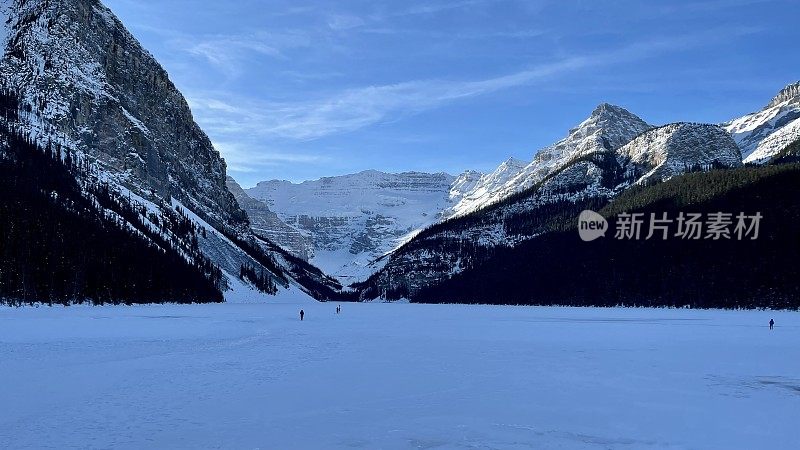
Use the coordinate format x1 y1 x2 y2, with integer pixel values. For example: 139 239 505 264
590 102 630 118
591 102 614 115
566 103 651 147
767 80 800 108
499 157 527 169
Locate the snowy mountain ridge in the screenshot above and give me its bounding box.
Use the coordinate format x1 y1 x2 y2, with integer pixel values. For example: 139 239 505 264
723 80 800 163
444 103 653 218
243 104 740 285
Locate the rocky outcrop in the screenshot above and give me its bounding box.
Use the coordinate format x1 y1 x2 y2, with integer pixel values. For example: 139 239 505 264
226 176 314 261
767 81 800 108
1 0 246 231
617 123 742 182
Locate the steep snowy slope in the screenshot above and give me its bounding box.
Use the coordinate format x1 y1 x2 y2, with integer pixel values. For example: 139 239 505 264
723 81 800 163
444 158 527 218
446 103 652 217
247 171 462 282
0 0 340 300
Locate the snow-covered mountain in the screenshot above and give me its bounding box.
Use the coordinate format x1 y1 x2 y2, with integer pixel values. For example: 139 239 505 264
444 158 527 218
723 81 800 163
0 0 340 300
246 170 464 282
244 104 728 287
361 116 742 299
445 103 653 218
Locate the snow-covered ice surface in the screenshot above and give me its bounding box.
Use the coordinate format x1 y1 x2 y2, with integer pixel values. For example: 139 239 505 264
1 300 797 449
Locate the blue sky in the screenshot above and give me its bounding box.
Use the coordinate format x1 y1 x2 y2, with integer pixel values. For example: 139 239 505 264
103 0 799 187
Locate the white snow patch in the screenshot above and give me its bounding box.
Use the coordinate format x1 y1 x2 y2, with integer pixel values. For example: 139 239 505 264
121 107 151 136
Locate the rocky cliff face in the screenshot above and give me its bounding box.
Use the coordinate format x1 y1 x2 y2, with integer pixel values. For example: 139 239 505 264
1 0 245 231
0 0 342 299
226 176 314 261
723 81 800 163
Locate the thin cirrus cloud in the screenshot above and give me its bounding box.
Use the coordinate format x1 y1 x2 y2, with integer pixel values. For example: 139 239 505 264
327 14 366 31
380 0 504 18
188 26 760 143
211 141 331 174
182 30 313 71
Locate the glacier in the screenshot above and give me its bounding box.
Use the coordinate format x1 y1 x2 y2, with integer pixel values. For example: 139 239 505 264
246 170 465 282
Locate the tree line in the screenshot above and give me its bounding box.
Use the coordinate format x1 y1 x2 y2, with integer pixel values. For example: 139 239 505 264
0 92 224 305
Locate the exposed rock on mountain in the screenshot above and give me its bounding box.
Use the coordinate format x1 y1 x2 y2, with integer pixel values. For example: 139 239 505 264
359 109 743 300
0 0 340 300
618 123 742 182
723 81 800 163
1 0 244 230
226 176 314 261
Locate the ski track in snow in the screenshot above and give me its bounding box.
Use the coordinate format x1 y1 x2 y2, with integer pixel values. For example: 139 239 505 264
0 301 797 449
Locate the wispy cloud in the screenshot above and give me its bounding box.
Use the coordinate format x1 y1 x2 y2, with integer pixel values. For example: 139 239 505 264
359 27 547 39
212 141 331 174
176 30 313 75
189 27 760 142
327 14 366 31
384 0 501 17
657 0 775 13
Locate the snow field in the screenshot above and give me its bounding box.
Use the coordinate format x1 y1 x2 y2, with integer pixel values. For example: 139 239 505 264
0 300 797 449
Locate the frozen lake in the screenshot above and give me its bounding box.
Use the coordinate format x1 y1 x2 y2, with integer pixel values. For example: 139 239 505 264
0 298 797 449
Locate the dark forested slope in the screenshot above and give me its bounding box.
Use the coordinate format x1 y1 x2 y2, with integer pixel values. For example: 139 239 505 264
0 116 224 305
405 162 800 309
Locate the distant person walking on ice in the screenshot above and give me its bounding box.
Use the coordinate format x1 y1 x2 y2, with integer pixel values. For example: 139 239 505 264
300 309 305 321
769 319 774 330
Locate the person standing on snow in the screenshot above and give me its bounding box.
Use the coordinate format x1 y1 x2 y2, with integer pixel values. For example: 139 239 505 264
769 318 774 330
300 309 305 321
